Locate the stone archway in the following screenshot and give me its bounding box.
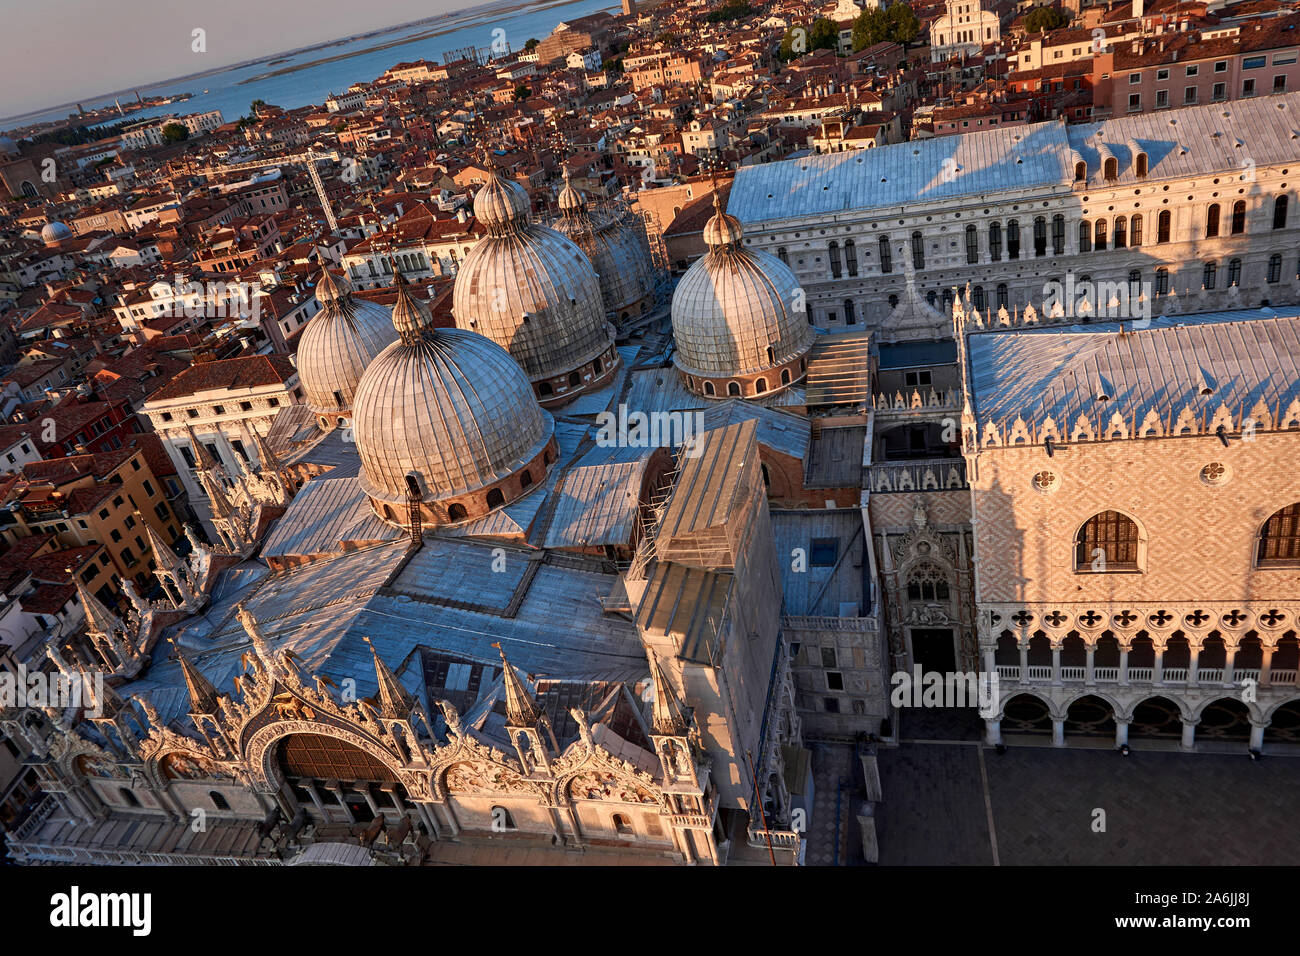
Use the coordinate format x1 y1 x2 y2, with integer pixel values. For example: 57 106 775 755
1001 693 1051 735
1128 695 1185 740
1063 694 1116 739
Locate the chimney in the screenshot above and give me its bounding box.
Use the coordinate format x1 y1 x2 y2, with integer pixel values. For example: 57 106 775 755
1133 0 1144 19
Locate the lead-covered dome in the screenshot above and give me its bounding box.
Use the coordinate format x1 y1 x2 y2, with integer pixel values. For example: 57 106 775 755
298 268 398 421
352 272 556 527
40 221 72 245
671 193 814 399
553 170 657 322
452 163 618 406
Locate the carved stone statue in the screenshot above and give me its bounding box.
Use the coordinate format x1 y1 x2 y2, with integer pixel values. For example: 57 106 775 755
439 700 464 738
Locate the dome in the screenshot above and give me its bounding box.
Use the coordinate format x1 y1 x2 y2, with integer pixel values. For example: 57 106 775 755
553 174 657 320
670 193 814 396
452 165 617 405
40 221 72 245
352 273 555 526
472 161 531 228
297 268 398 418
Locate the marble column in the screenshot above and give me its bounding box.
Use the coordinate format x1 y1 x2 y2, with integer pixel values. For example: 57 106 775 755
1188 643 1201 686
1051 717 1066 747
1051 642 1062 685
1085 644 1096 686
1261 644 1275 687
1249 720 1267 752
1180 717 1197 751
1115 719 1131 748
985 717 1003 746
1118 645 1130 686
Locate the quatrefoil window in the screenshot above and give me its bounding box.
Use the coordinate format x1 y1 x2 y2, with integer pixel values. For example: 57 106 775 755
1032 470 1058 493
1199 462 1230 486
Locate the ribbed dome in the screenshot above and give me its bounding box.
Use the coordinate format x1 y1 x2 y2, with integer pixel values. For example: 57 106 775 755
473 164 531 233
453 167 613 385
671 195 814 382
554 179 656 317
352 274 554 512
40 221 72 245
298 268 398 417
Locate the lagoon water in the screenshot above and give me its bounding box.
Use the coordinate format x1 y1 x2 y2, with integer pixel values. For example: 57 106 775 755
10 0 616 130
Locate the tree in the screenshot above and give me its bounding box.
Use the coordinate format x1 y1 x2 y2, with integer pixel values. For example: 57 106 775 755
160 122 189 143
1023 5 1069 34
333 120 347 133
886 3 920 45
810 17 840 51
706 0 752 23
524 37 540 50
852 8 890 51
513 84 531 101
250 98 267 115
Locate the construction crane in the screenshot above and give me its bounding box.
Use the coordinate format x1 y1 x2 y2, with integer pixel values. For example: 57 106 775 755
193 147 349 233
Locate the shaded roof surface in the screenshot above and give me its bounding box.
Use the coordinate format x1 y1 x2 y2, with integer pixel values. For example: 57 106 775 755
967 308 1300 431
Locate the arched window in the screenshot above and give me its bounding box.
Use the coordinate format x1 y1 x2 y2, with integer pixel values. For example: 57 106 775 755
1078 220 1091 253
1007 219 1020 259
567 371 581 388
592 356 602 375
942 288 954 314
1258 503 1300 567
1076 511 1141 571
1157 210 1171 243
519 470 533 490
1094 218 1107 251
965 224 978 264
781 368 791 385
1134 151 1148 177
766 345 775 364
878 235 892 273
1155 268 1169 295
777 246 788 264
844 238 858 276
538 381 553 396
995 283 1008 309
1074 160 1087 181
1267 253 1282 283
973 285 986 311
910 231 925 270
210 791 230 810
1103 157 1118 180
486 488 505 509
761 463 771 487
988 221 1002 261
1033 216 1047 257
1052 214 1065 255
727 381 741 396
704 381 715 396
1273 195 1289 230
828 240 842 278
755 377 767 393
888 293 899 309
612 813 634 836
1205 203 1221 238
448 503 468 521
926 290 938 307
1114 216 1127 248
1230 199 1246 235
1228 258 1242 286
1203 261 1217 290
1130 214 1143 247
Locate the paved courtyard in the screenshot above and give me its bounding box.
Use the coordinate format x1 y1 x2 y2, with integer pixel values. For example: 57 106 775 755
805 737 1300 865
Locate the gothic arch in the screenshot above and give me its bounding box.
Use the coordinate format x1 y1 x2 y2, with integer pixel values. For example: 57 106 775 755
245 720 411 796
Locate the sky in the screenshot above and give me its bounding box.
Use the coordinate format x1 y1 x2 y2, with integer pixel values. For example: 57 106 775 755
0 0 478 120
